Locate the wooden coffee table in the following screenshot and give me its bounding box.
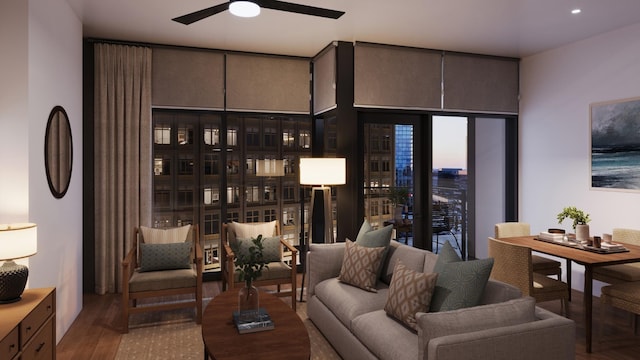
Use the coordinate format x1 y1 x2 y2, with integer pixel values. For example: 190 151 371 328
202 288 310 360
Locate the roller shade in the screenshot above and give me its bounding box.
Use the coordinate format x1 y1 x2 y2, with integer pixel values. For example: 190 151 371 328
313 45 337 115
354 42 441 109
443 53 519 113
226 53 310 113
152 47 224 109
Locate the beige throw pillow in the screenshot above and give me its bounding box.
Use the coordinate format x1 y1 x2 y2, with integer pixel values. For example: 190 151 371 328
385 261 438 331
338 239 386 292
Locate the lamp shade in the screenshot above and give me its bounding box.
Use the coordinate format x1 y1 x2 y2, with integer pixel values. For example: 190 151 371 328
0 223 38 261
256 159 285 177
299 158 346 186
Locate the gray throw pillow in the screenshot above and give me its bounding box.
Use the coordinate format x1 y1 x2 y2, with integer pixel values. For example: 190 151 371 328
139 242 192 272
430 257 494 312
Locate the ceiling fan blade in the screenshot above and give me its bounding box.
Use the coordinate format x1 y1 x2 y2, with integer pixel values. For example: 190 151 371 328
172 3 230 25
256 0 345 19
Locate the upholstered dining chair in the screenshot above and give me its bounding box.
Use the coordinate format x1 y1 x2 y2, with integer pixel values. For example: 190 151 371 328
495 222 562 280
121 224 203 333
221 221 297 310
593 228 640 284
488 237 569 315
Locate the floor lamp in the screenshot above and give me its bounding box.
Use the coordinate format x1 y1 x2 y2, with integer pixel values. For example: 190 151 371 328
298 158 345 302
299 158 346 244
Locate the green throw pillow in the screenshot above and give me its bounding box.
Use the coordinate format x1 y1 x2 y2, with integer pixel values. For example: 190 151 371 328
432 240 461 274
139 242 192 272
236 236 281 263
430 257 494 312
355 220 393 279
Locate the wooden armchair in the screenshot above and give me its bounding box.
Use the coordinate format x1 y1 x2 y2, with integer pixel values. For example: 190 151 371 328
122 224 203 333
221 221 297 310
488 237 569 315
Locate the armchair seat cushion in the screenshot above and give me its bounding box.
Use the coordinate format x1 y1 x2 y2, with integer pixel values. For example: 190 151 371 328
233 261 292 283
594 263 640 282
129 268 197 293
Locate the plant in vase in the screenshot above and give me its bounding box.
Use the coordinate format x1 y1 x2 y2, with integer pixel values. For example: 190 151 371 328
232 235 268 318
557 206 591 242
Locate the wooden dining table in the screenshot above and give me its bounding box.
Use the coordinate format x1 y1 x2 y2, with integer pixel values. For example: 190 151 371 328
498 235 640 353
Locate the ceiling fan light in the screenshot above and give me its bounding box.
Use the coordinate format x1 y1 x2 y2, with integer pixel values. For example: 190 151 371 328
229 1 261 18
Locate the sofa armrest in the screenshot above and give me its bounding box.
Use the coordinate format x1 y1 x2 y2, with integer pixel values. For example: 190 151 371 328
426 309 575 360
306 243 345 297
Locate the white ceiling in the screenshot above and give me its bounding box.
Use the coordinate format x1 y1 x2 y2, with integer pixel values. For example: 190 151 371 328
67 0 640 58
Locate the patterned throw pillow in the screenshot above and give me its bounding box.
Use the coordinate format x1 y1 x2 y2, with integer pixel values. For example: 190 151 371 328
385 261 438 331
139 242 192 272
236 236 281 263
338 239 386 292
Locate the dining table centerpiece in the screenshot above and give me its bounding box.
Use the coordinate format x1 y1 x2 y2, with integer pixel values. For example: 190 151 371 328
557 206 591 242
232 235 268 319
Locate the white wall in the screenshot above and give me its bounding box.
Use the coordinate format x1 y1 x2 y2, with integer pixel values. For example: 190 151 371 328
0 1 29 221
0 0 83 343
520 22 640 295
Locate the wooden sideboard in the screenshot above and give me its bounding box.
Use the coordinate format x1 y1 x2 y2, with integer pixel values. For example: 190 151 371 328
0 287 56 360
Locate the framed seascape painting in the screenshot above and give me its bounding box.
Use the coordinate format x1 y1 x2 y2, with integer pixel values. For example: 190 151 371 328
591 96 640 191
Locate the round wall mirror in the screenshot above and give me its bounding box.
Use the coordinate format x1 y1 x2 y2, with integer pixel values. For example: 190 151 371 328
45 105 73 198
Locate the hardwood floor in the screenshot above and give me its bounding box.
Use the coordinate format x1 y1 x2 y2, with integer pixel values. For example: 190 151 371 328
57 281 640 360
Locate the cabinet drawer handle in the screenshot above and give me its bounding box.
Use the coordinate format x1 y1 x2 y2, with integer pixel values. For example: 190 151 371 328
9 343 15 349
36 342 46 352
26 326 32 332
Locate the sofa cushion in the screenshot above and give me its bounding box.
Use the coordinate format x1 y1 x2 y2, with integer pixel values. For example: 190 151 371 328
416 297 537 359
430 257 494 312
384 261 438 331
315 277 389 329
352 310 419 360
139 242 192 272
339 239 386 292
140 225 191 244
235 236 281 263
381 241 428 285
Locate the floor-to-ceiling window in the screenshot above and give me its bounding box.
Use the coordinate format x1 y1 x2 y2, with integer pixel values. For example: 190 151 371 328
361 113 515 259
151 109 312 275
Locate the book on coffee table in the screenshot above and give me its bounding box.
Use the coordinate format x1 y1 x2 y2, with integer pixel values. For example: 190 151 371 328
233 308 275 334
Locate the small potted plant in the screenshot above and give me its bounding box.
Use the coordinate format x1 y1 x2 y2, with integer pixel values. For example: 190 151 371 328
232 235 268 316
557 206 591 241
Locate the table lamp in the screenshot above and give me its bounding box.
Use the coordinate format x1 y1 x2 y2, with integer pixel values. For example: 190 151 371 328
0 223 38 303
299 158 346 243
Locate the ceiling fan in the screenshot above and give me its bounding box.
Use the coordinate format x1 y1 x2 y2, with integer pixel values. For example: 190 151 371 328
172 0 345 25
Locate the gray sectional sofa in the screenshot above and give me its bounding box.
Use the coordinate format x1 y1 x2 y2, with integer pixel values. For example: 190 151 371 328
306 240 576 360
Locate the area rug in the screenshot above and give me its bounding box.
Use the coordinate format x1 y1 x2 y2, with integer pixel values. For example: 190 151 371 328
115 299 340 359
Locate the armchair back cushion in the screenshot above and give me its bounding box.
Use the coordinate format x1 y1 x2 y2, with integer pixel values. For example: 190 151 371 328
227 221 277 247
140 224 191 244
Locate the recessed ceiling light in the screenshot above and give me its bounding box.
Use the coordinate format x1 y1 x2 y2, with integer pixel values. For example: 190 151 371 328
571 8 582 15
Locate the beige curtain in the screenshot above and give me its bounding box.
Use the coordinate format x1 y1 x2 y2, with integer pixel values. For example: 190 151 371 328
94 43 152 294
